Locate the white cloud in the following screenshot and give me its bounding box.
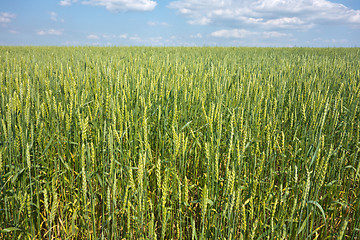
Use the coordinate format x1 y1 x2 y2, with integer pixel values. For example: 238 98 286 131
262 17 313 30
87 34 100 39
129 35 142 41
189 17 211 25
169 0 360 29
147 21 169 26
125 35 164 45
59 0 72 6
349 13 360 24
37 29 63 35
118 34 128 39
9 29 19 34
102 34 115 39
211 29 290 39
102 33 128 39
59 0 78 6
190 33 202 38
50 12 58 21
310 37 349 44
49 12 64 22
82 0 157 12
0 12 16 23
148 36 163 45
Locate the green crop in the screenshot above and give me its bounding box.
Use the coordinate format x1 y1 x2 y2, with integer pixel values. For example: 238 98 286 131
0 46 359 239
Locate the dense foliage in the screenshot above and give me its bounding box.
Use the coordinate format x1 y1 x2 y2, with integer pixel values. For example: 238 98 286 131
0 47 359 239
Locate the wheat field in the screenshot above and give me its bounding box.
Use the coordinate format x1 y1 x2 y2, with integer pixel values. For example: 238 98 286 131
0 46 359 239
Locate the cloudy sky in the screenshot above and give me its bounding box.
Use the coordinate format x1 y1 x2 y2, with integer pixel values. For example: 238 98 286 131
0 0 359 47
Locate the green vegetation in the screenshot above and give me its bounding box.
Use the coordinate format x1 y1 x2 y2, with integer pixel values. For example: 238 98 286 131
0 46 359 239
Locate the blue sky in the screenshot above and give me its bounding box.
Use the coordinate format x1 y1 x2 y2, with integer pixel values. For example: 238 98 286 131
1 0 359 47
